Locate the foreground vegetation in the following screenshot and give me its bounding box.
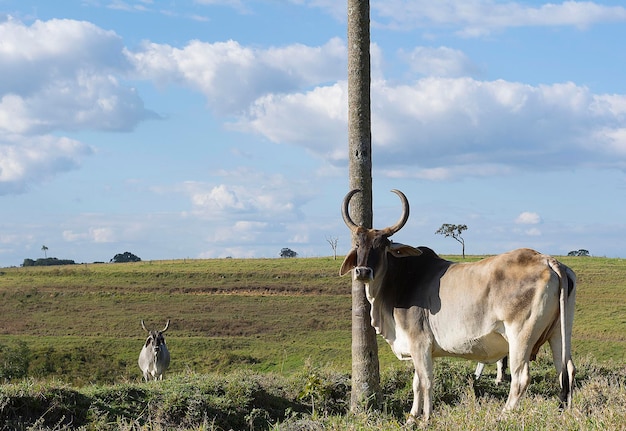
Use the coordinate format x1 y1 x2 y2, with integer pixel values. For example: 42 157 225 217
1 255 625 429
1 356 625 430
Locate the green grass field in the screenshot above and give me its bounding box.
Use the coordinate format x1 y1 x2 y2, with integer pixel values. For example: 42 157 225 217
0 255 624 383
0 255 625 429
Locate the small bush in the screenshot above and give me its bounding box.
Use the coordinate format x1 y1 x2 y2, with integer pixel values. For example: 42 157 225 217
297 362 350 417
22 257 76 267
0 340 30 382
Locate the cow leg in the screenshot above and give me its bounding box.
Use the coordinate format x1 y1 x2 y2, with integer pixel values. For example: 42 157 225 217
474 362 486 380
503 346 531 411
495 357 508 384
495 360 504 384
475 358 507 384
408 348 434 423
407 370 422 423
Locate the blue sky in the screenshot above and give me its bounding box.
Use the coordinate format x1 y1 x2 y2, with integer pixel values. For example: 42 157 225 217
1 0 625 266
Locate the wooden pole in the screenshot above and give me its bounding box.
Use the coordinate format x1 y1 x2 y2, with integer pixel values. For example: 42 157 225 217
347 0 380 412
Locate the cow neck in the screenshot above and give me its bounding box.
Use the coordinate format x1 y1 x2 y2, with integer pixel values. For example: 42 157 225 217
364 250 397 344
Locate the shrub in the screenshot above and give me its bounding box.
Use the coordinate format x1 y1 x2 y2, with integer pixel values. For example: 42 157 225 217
22 258 76 267
111 252 141 263
0 340 30 382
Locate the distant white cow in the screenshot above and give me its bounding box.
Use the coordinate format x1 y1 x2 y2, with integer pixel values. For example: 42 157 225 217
138 320 171 381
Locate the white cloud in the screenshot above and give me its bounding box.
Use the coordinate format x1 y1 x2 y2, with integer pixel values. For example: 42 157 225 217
171 168 322 255
0 17 157 194
211 221 269 243
0 73 155 135
371 0 626 36
0 18 133 100
288 0 346 21
0 135 93 194
593 127 626 156
128 37 346 114
381 163 513 181
524 228 542 237
233 83 347 160
190 184 245 211
90 227 117 243
288 233 309 244
233 76 626 178
400 46 480 77
181 169 312 221
194 0 250 13
63 227 116 243
516 212 542 225
125 34 626 179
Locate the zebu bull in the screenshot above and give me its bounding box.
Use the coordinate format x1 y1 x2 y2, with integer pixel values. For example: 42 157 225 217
138 320 171 381
340 189 576 422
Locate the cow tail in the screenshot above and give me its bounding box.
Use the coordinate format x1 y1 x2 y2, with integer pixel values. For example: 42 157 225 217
549 258 574 407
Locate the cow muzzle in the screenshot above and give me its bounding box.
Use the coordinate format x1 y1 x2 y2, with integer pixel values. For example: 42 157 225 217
353 266 373 281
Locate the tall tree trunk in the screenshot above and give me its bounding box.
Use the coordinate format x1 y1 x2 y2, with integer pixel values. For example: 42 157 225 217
347 0 380 412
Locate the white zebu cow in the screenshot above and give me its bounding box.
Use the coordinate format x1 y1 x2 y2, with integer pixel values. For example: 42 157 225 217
138 320 171 381
340 189 576 423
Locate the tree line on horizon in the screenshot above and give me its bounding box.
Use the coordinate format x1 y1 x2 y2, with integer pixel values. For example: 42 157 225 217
21 251 142 267
20 242 592 268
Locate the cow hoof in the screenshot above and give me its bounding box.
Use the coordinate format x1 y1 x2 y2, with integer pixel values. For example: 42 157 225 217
405 414 427 427
497 409 511 422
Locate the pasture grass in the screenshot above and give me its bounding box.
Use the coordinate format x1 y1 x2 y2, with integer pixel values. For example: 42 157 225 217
0 255 625 429
1 355 624 430
0 256 624 385
0 257 346 294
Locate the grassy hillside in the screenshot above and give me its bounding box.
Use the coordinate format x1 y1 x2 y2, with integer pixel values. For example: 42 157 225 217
0 255 625 429
0 257 353 385
0 255 624 385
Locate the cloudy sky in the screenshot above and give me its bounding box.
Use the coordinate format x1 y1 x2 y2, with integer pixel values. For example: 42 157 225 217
1 0 625 266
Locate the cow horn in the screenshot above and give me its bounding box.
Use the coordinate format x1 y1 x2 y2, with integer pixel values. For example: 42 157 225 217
381 189 410 236
141 320 148 333
341 189 361 232
161 320 170 333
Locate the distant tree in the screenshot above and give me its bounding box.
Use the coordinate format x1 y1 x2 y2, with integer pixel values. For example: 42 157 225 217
37 258 75 266
111 252 142 263
568 249 590 257
41 245 48 258
326 236 339 260
22 258 75 267
435 224 468 258
280 248 298 258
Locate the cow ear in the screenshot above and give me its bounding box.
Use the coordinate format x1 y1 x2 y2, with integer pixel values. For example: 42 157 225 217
339 249 357 276
388 242 422 257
